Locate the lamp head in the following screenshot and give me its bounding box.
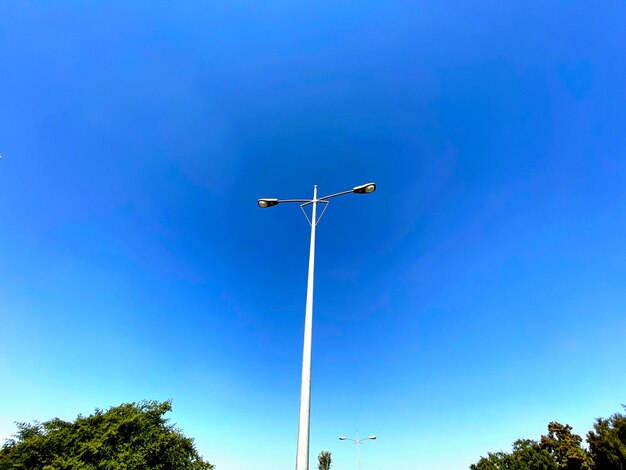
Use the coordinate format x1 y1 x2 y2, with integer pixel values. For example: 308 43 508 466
258 198 279 208
369 435 377 440
338 436 347 440
353 182 376 194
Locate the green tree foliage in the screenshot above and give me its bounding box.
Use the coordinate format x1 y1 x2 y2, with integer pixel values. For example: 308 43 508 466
470 439 558 470
0 400 214 470
317 450 332 470
540 422 592 470
471 421 596 470
587 407 626 470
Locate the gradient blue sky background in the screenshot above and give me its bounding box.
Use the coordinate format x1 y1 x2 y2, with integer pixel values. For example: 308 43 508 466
1 2 626 469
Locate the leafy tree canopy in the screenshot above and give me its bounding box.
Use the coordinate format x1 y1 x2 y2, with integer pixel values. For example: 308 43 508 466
540 422 592 470
587 406 626 470
470 438 557 470
317 450 332 470
470 406 626 470
0 400 214 470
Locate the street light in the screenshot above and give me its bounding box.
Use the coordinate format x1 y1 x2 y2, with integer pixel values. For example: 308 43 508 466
257 198 279 208
339 431 377 470
352 182 376 194
258 183 377 470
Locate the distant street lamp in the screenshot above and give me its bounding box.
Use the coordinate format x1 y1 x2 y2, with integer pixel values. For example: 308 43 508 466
258 183 377 470
339 431 377 470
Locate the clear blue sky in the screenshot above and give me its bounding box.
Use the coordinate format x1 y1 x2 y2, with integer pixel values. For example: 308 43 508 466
1 2 625 469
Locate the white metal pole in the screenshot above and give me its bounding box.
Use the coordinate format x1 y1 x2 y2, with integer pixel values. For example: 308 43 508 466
295 185 317 470
357 431 361 470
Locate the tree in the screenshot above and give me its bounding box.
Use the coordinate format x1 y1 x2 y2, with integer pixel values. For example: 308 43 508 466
587 407 626 470
0 400 214 469
470 449 511 470
540 422 592 470
318 450 332 470
471 439 558 470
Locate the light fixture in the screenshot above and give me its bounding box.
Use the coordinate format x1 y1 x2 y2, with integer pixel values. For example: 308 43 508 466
338 432 377 470
258 198 279 208
352 182 376 194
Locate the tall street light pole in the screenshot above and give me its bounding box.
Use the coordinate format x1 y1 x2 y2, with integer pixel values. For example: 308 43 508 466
258 182 377 470
339 431 377 470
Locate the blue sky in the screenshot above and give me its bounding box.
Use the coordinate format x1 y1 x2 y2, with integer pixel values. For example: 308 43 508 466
1 1 626 469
